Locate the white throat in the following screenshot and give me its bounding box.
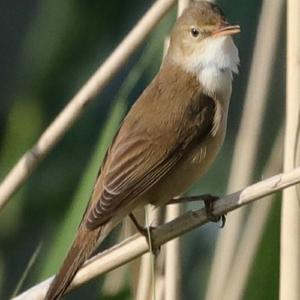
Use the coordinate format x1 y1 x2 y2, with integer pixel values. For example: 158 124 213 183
185 36 239 97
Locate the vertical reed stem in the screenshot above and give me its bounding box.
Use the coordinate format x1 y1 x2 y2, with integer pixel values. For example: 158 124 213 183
280 0 300 299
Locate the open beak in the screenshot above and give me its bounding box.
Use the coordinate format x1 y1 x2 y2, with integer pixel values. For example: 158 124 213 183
212 24 240 37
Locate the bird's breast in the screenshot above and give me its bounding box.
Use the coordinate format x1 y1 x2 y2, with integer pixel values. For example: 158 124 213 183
198 67 233 101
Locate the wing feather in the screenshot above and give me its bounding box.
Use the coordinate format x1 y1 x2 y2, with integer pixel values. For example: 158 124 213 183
85 70 216 230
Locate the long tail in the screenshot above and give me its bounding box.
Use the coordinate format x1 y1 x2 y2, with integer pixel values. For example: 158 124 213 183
44 227 101 300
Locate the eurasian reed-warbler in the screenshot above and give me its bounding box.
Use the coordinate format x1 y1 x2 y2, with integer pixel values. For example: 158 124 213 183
45 1 240 299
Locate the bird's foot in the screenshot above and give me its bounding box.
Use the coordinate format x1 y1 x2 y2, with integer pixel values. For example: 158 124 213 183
203 195 226 228
169 194 226 228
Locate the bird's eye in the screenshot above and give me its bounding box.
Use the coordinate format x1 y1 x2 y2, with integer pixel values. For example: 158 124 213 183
190 27 200 38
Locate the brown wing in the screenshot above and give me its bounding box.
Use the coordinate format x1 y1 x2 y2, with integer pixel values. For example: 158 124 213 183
85 69 216 230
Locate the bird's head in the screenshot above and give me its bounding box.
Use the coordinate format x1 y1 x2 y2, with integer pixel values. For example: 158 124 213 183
167 1 240 76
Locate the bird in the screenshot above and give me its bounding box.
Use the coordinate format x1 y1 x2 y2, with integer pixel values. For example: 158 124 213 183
45 1 240 299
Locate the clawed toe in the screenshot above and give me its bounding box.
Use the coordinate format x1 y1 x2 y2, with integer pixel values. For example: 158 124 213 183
209 214 226 228
203 196 226 228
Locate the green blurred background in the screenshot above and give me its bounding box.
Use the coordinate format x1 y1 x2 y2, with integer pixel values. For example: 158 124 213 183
0 0 284 299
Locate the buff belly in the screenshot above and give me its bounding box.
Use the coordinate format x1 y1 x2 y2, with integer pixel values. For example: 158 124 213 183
145 127 226 206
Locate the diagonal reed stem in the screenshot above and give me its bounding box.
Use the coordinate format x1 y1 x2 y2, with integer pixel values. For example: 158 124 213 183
13 165 300 300
0 0 176 211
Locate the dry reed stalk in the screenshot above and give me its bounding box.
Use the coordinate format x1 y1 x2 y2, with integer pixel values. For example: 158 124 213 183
165 204 182 300
155 274 165 300
223 129 283 300
135 253 153 300
177 0 190 13
280 0 300 299
124 211 146 299
101 266 127 296
0 0 176 211
163 1 189 300
150 246 166 300
134 206 161 300
205 1 284 299
13 165 300 300
296 121 300 202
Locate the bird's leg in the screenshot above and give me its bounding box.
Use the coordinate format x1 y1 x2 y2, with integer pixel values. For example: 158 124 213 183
168 194 226 228
129 213 159 254
129 213 150 236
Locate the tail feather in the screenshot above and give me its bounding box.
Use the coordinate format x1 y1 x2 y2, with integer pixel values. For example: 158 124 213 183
45 228 100 300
